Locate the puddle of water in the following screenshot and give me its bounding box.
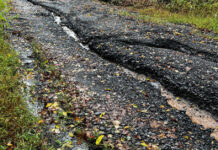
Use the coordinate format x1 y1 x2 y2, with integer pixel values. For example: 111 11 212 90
121 67 218 140
52 14 89 50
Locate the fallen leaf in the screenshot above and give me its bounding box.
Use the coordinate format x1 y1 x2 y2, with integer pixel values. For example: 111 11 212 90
141 141 148 147
96 135 104 145
75 117 80 122
160 105 165 109
38 120 44 124
51 128 60 133
7 142 13 147
46 103 52 108
63 112 67 117
140 109 148 113
62 141 73 148
68 132 74 137
53 102 59 107
100 112 105 118
132 104 137 108
113 120 120 129
150 120 163 128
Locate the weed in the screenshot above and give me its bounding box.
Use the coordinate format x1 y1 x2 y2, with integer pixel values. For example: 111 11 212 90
0 1 49 149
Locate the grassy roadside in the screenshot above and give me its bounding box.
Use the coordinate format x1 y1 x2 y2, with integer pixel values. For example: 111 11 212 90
0 0 48 149
123 6 217 33
103 0 218 37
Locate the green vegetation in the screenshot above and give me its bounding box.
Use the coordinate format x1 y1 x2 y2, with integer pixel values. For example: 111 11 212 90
0 0 48 149
104 0 218 33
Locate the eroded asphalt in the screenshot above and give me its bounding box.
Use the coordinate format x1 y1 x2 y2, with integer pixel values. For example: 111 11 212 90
9 0 218 149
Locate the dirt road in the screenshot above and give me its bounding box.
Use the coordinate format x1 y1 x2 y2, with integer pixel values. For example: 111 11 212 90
10 0 218 149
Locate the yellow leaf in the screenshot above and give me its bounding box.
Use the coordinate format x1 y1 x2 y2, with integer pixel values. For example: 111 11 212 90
62 141 73 148
68 132 74 137
53 102 59 107
7 142 13 146
141 141 148 147
70 124 75 128
38 120 44 124
140 55 145 58
140 109 148 113
121 137 125 142
105 88 111 91
114 73 120 76
100 112 105 118
146 77 150 81
46 103 52 108
96 135 104 145
124 126 130 129
176 97 180 100
133 104 137 108
166 109 171 112
174 31 183 36
63 112 67 117
184 135 189 139
55 125 60 129
160 105 165 109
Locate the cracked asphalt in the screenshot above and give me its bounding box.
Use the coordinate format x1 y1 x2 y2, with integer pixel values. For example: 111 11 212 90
9 0 218 149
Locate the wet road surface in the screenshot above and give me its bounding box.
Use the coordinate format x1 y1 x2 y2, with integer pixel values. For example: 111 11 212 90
9 0 218 149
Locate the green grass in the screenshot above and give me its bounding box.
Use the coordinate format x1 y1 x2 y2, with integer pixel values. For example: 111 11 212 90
116 7 217 34
0 0 49 149
106 0 218 34
138 7 217 33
